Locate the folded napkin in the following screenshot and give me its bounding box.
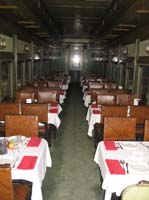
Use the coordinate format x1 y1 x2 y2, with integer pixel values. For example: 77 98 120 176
17 156 37 170
91 104 98 108
104 140 117 150
93 110 101 114
49 108 58 113
50 102 57 107
27 137 41 147
106 159 125 174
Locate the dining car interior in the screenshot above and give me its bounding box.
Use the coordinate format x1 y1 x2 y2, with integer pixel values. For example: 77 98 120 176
1 0 149 200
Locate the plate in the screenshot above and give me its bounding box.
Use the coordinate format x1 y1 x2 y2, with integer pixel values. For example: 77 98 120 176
0 155 14 165
38 122 45 127
130 161 149 172
121 142 137 149
7 136 27 143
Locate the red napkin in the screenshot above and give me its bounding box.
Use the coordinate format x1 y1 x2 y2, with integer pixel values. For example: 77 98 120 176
50 102 57 107
104 140 117 150
17 156 37 170
49 108 58 113
105 159 125 174
91 104 98 108
27 137 41 147
93 110 101 114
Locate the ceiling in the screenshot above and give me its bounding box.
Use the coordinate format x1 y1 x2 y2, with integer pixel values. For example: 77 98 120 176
0 0 149 48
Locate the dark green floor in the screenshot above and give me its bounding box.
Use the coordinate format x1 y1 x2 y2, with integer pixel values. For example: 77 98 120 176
42 83 104 200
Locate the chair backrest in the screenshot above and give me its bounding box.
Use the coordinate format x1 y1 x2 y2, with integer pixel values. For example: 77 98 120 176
16 90 34 103
100 105 128 123
0 164 32 200
37 90 57 103
104 82 117 89
0 164 13 200
103 117 136 140
130 106 149 124
21 103 48 123
0 103 19 121
96 94 115 105
5 114 38 137
116 94 135 105
144 119 149 141
91 89 109 102
121 181 149 200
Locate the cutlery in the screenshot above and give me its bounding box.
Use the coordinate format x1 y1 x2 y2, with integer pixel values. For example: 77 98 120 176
120 160 125 169
118 142 123 149
139 142 149 149
126 163 129 174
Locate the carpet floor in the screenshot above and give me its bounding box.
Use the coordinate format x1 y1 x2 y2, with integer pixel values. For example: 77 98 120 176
42 83 104 200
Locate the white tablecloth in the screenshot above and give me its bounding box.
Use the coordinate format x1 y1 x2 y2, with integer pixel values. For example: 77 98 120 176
10 138 52 200
86 105 101 137
94 141 149 200
48 104 61 128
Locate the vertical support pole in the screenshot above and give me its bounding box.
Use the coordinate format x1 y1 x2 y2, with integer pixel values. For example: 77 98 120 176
22 61 26 87
124 64 129 90
29 41 34 83
136 66 142 98
133 38 140 93
13 34 18 94
118 45 122 85
0 61 2 102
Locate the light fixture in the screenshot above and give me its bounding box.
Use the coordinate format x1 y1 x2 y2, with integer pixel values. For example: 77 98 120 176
118 24 136 28
0 5 17 9
24 25 40 28
145 44 149 53
136 9 149 14
0 36 6 49
122 47 128 55
34 54 40 60
24 45 30 52
114 28 129 31
17 21 36 24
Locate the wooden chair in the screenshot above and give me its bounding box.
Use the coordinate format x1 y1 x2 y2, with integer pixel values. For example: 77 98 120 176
116 94 135 105
103 117 136 140
96 94 116 105
94 106 128 148
21 103 52 145
0 103 20 135
5 114 38 137
143 119 149 141
0 164 32 200
130 106 149 140
37 90 58 103
15 90 34 103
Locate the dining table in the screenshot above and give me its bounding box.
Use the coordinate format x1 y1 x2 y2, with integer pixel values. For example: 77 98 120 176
0 137 52 200
94 140 149 200
86 104 101 137
48 103 62 129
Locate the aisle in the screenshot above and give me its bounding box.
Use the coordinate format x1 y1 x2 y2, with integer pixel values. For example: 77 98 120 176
42 83 104 200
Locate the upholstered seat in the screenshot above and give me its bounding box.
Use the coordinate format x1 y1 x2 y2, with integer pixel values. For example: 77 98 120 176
121 181 149 200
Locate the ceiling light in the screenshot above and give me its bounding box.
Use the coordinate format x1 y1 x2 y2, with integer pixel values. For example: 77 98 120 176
106 34 118 37
17 21 36 24
136 10 149 14
118 24 136 28
114 28 129 31
24 25 40 28
0 5 17 9
35 32 49 35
